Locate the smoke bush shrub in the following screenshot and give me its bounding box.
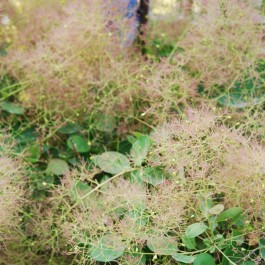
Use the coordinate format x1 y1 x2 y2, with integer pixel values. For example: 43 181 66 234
40 107 265 263
2 107 262 263
177 0 265 96
0 0 199 130
1 0 145 121
0 1 265 263
43 164 191 263
151 107 265 229
0 132 27 264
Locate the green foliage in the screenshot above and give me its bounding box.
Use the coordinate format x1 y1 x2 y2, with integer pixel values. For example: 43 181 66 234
89 235 125 262
0 101 25 114
147 236 179 255
92 151 131 174
260 238 265 261
67 135 90 153
181 235 196 250
216 207 243 222
24 144 41 163
132 167 165 186
95 114 116 132
130 134 152 166
0 1 264 264
172 253 195 264
194 253 216 265
46 159 69 175
185 223 208 238
58 123 82 134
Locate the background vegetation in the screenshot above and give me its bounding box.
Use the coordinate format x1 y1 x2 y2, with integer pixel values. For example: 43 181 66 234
0 0 265 264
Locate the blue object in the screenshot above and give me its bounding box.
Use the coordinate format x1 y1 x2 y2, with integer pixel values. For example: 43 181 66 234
106 0 140 48
126 0 139 19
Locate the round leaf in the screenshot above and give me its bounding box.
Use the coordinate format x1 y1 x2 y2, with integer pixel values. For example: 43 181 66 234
218 93 265 109
67 135 90 153
15 127 37 144
46 159 69 175
134 167 165 186
126 210 148 227
130 135 151 166
0 101 25 114
25 144 41 163
194 253 216 265
147 236 178 255
89 235 125 262
216 207 243 222
93 151 131 174
58 123 82 134
209 204 225 215
185 223 208 238
181 235 196 250
172 253 195 264
95 114 116 132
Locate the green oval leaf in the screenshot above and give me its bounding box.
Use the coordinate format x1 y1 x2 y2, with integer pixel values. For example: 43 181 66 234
218 93 265 109
15 127 37 144
95 114 116 132
259 238 265 261
147 236 178 255
58 123 82 134
46 159 69 175
208 204 225 215
194 253 216 265
89 235 125 262
93 151 131 174
185 223 208 238
181 235 196 250
67 135 90 153
172 253 195 264
126 210 148 227
0 101 25 114
130 135 152 166
216 207 243 222
24 144 41 163
133 167 165 186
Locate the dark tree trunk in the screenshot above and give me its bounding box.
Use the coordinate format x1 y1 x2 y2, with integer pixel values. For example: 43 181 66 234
137 0 149 54
137 0 149 26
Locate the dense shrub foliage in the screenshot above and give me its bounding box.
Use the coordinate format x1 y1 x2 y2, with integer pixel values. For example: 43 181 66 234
0 0 265 264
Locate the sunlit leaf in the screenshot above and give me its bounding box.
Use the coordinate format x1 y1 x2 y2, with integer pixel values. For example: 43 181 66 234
147 236 178 255
194 253 216 265
0 101 25 114
89 235 125 262
67 135 90 153
130 135 152 166
46 159 69 175
209 204 224 215
172 253 195 264
185 223 208 238
133 167 165 186
95 114 116 132
181 235 196 250
93 151 131 174
216 207 243 222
